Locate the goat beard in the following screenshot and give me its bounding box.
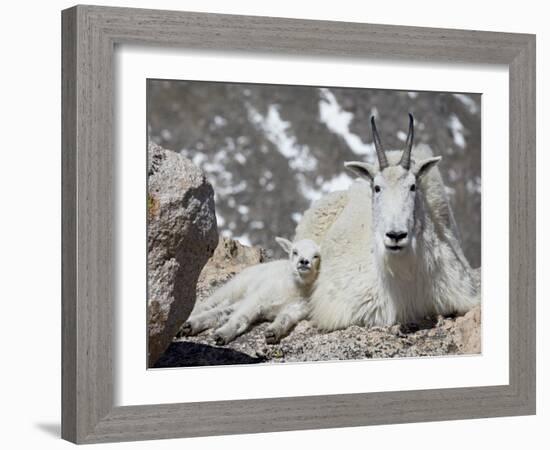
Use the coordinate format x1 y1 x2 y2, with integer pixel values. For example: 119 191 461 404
378 237 417 282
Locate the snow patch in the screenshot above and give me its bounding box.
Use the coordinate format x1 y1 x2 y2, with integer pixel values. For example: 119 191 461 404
160 129 172 141
397 130 407 142
247 104 318 171
213 115 227 127
297 172 353 204
228 180 247 194
191 153 207 167
250 220 264 230
321 173 354 192
234 234 252 247
448 114 466 149
234 152 247 164
215 213 226 227
237 205 250 215
453 94 479 114
445 186 456 197
318 88 375 158
221 229 233 239
291 212 303 223
296 173 323 203
466 177 481 195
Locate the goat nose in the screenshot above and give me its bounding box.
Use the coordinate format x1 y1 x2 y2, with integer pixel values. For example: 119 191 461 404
386 231 408 242
299 258 309 265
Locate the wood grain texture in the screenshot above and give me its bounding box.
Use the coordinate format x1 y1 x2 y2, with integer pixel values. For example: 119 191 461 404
508 37 536 408
61 7 77 443
61 4 536 444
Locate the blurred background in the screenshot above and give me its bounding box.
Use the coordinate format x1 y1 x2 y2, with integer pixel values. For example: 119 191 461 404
148 80 481 267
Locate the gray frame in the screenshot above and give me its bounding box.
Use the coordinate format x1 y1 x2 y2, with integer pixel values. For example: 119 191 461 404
62 5 536 444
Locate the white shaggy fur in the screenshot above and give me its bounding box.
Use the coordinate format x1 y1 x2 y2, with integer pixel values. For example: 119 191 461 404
180 238 321 345
295 144 480 331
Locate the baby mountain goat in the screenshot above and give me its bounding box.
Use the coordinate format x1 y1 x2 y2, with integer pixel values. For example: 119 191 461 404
180 238 321 345
295 114 480 331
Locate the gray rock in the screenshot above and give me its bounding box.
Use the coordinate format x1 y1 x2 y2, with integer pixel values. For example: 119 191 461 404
147 142 218 367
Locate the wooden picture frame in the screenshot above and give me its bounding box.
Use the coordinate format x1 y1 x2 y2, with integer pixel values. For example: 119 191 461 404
61 5 536 444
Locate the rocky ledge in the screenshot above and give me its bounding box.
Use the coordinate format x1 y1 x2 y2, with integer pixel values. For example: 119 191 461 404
154 237 481 367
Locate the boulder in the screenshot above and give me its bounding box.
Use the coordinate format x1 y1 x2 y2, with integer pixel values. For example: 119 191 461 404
453 305 482 354
147 142 218 367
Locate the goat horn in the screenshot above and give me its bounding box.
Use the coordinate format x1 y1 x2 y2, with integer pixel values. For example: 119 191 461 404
400 113 415 170
371 116 388 170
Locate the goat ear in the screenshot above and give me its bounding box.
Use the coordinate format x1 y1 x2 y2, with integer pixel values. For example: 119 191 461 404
344 161 378 181
414 156 442 179
275 237 293 254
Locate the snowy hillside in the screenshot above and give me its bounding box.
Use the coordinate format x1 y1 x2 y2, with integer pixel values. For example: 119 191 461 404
148 80 481 266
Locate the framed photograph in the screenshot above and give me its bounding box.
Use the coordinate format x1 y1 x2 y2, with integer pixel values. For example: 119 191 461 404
147 80 483 369
62 5 536 444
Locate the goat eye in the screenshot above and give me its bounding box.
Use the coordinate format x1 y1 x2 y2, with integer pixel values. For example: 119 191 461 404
410 184 416 192
374 185 381 193
292 250 298 256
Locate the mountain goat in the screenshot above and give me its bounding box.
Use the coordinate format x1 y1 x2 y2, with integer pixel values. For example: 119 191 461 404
180 237 321 345
295 114 480 331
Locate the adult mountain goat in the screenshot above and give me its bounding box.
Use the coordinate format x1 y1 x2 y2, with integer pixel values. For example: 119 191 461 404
295 114 480 331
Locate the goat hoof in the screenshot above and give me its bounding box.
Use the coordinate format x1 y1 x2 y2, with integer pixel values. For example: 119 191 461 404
177 322 192 337
264 330 280 345
214 334 227 346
